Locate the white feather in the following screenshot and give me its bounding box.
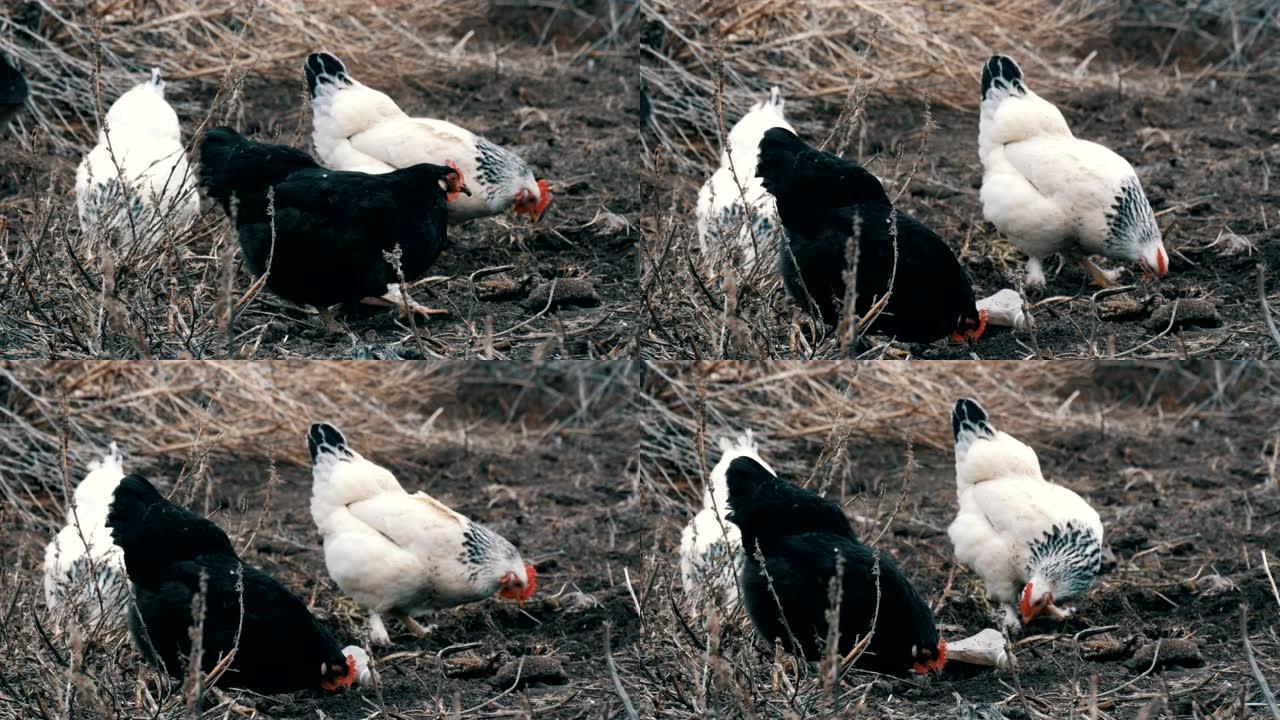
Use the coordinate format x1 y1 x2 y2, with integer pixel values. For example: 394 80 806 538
309 67 542 223
949 406 1102 608
74 70 199 254
978 58 1165 283
43 444 129 626
678 430 776 612
696 88 794 275
310 428 527 645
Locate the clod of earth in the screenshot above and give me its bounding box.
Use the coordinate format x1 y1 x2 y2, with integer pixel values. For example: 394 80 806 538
1098 295 1155 322
550 590 602 613
489 656 567 688
522 278 601 311
1143 298 1221 331
444 652 502 679
1079 634 1140 661
476 275 533 302
1124 638 1204 670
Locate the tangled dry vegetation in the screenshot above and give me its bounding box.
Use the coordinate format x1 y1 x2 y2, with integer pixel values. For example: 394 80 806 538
0 360 640 719
0 0 639 360
628 360 1280 719
637 0 1280 361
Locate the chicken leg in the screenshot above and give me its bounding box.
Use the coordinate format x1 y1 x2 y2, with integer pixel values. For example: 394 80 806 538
1081 258 1121 288
391 609 436 638
368 612 392 647
315 306 344 334
360 284 448 320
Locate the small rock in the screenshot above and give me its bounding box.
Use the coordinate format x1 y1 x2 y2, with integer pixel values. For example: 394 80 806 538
489 656 567 688
1143 298 1220 331
444 653 500 679
1125 638 1203 670
522 278 601 311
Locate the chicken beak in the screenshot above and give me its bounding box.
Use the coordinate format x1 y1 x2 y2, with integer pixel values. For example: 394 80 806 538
459 183 472 197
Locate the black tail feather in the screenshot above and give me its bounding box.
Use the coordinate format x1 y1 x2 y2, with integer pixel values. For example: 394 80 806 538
755 126 806 192
980 55 1024 101
307 423 350 463
304 52 349 97
198 127 318 213
952 398 993 440
105 475 165 547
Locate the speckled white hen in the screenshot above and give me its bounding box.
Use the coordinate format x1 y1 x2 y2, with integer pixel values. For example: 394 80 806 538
43 443 129 627
948 398 1103 629
305 52 550 225
74 69 199 253
978 55 1168 288
696 88 794 277
678 430 776 613
308 423 536 646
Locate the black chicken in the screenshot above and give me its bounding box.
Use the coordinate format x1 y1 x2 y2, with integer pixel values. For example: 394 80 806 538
198 127 468 332
107 474 358 694
756 127 986 345
0 52 28 130
725 457 947 676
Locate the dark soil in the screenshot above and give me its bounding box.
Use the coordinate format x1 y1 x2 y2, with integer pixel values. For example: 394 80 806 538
647 68 1280 360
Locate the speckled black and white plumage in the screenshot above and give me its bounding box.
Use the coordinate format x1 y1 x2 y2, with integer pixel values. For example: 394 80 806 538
309 423 534 646
949 398 1104 628
198 127 455 313
978 54 1169 287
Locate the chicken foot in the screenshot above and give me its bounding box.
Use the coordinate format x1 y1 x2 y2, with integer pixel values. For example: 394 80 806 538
315 306 344 334
1081 257 1122 288
390 609 437 638
361 284 449 320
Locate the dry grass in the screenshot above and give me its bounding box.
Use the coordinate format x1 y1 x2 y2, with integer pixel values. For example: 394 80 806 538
639 0 1113 171
0 360 637 532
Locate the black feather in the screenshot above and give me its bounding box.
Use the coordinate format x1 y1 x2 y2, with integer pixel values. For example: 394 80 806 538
756 127 981 343
197 126 455 312
107 474 349 694
304 52 349 97
725 458 941 675
951 398 991 441
980 55 1025 102
308 423 350 463
0 52 29 129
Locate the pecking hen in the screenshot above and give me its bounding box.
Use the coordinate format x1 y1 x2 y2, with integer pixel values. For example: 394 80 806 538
757 127 986 345
198 126 467 332
949 398 1104 628
696 88 794 279
43 444 129 629
305 52 550 225
75 69 200 255
978 55 1168 288
679 430 775 614
726 456 946 676
308 423 536 646
106 474 364 694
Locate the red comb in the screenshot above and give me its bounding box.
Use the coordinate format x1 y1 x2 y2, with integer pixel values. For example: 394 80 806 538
522 564 538 601
534 179 552 216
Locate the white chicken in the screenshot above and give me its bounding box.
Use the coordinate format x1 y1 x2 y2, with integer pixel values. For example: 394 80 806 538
74 69 200 254
307 423 536 646
43 443 129 628
304 52 550 225
678 430 776 613
978 55 1168 289
949 398 1103 629
696 88 794 278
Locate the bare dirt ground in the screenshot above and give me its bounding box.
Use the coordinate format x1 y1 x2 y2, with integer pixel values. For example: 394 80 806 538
626 362 1280 718
637 7 1280 360
0 3 640 359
